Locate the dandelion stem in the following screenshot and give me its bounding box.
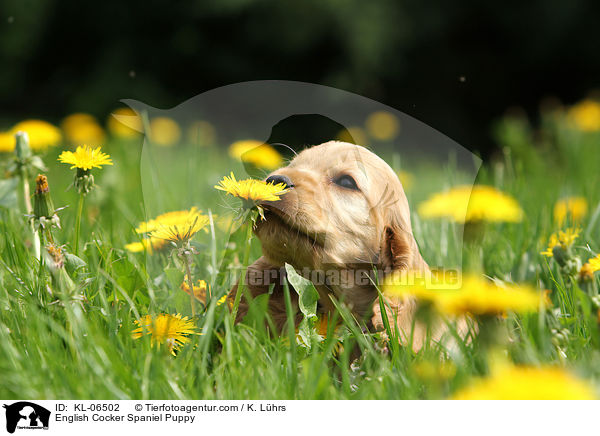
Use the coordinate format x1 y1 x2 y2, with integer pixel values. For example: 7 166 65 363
14 132 40 259
18 168 41 260
74 192 85 256
208 210 216 298
184 251 196 317
36 229 46 304
18 174 33 215
232 220 253 321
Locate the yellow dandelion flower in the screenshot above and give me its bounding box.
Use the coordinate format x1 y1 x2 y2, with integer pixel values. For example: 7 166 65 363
0 132 15 153
336 126 368 146
559 227 580 245
453 365 596 400
10 120 62 151
553 196 588 226
382 269 457 298
180 277 226 307
568 99 600 132
217 294 228 306
135 207 206 234
181 277 209 302
580 262 595 281
132 313 197 355
383 272 543 316
58 145 113 171
310 314 342 339
107 107 142 138
435 277 542 316
149 215 210 243
589 254 600 271
580 254 600 281
365 111 400 141
228 140 283 170
541 234 560 257
418 185 523 223
541 227 580 257
214 172 288 206
124 241 146 253
61 113 106 146
149 117 181 146
124 237 167 254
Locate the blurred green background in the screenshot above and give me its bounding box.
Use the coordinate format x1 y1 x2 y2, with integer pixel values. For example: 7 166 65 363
1 0 599 155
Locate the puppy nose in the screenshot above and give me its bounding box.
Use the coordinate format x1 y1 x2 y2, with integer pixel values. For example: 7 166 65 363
265 174 294 188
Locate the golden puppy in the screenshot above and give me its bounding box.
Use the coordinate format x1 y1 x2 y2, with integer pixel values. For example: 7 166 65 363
230 141 441 350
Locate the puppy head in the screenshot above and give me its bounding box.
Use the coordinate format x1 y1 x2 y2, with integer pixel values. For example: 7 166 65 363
255 141 426 275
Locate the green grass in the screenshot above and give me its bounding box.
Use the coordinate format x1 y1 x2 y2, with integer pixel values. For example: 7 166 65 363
1 110 599 400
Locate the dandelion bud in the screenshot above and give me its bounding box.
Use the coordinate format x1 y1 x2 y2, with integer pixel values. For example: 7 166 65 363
35 174 48 194
552 245 569 267
32 174 63 231
45 243 65 271
74 169 95 195
33 174 55 219
44 243 75 294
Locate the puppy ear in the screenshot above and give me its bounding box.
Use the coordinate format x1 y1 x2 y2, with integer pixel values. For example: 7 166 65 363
380 226 412 273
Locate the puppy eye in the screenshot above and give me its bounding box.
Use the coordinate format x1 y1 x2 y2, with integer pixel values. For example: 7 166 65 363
334 174 359 190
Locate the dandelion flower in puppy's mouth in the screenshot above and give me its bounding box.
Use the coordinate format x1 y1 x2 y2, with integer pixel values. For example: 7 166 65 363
132 313 197 355
214 172 288 207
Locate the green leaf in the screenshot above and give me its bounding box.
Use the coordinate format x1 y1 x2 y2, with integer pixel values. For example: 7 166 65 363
297 318 315 348
285 263 318 319
285 263 321 348
0 177 18 209
65 252 87 276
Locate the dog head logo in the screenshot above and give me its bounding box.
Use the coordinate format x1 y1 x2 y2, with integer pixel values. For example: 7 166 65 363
3 402 50 434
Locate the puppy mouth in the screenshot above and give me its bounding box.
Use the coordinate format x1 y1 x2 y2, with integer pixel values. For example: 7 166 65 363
259 205 325 247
